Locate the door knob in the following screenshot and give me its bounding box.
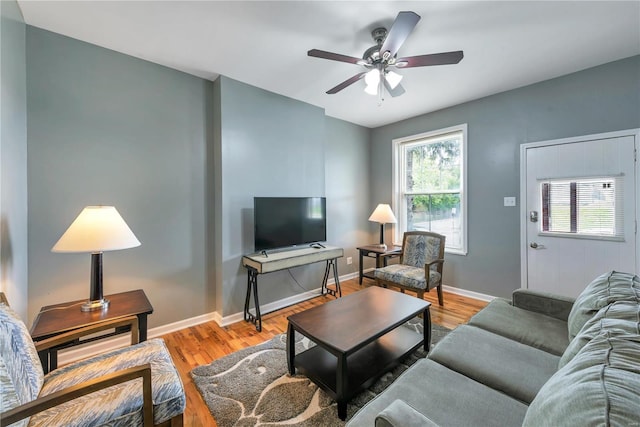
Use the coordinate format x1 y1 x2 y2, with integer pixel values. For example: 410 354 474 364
530 242 539 249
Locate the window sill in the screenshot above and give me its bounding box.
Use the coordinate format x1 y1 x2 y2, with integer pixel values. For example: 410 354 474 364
445 248 467 256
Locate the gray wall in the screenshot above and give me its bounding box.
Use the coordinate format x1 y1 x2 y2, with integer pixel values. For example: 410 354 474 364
325 117 373 275
0 0 28 319
24 27 372 327
371 55 640 298
26 27 212 327
216 77 370 317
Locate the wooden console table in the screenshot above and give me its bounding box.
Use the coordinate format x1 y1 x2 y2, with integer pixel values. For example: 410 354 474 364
242 246 343 331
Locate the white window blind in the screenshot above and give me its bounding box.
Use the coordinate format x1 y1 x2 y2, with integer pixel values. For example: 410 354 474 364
540 176 623 239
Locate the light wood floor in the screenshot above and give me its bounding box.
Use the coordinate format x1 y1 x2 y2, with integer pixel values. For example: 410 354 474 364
160 278 488 426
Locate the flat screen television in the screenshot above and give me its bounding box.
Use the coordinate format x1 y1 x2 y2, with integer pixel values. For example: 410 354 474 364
254 197 327 251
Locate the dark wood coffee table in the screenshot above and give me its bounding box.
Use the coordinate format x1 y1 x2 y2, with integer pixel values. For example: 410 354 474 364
286 286 431 420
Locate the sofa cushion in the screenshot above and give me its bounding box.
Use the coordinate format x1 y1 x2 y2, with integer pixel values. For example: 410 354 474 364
0 303 45 427
467 298 569 355
29 338 185 426
567 271 640 340
346 359 528 427
375 399 439 427
428 325 559 404
523 330 640 427
560 301 640 368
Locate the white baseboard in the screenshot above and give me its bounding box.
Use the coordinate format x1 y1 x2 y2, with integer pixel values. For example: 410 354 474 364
56 270 355 365
215 287 324 327
442 285 496 302
363 267 496 302
56 270 492 366
57 311 220 366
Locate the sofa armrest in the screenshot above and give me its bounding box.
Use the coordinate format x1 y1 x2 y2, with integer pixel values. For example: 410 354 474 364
375 399 439 427
512 289 575 321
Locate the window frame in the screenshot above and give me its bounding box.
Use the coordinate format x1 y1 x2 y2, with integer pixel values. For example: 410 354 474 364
392 123 468 255
537 175 625 241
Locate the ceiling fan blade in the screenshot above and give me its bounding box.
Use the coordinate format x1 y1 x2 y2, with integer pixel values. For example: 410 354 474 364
396 51 464 68
379 11 420 60
326 72 367 94
384 80 406 97
308 49 362 65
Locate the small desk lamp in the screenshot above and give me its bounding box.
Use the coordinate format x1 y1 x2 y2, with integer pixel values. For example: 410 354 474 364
368 204 397 249
52 206 141 312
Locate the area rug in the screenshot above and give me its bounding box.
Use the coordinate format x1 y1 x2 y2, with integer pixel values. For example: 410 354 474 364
191 320 450 426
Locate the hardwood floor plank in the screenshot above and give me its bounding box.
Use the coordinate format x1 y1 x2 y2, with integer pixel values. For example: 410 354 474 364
160 278 487 426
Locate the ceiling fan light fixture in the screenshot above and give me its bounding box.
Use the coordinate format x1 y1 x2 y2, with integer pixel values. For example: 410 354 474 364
385 71 403 89
364 84 378 96
308 11 463 98
364 68 380 86
364 68 381 95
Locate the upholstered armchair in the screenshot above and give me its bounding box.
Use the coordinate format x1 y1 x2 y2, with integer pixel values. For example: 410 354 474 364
374 231 446 305
0 294 185 426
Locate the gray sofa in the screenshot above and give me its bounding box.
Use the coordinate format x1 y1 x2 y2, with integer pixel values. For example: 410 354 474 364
347 271 640 426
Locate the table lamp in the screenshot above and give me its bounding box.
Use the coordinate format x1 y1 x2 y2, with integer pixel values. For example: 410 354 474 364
368 204 397 249
52 206 141 312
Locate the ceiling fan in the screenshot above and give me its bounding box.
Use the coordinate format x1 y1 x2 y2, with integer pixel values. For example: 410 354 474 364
308 11 463 100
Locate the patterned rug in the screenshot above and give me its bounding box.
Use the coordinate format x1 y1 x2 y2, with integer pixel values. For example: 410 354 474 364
191 320 450 426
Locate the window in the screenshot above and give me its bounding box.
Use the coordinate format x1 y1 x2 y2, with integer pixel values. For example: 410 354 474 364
539 176 624 240
393 124 467 254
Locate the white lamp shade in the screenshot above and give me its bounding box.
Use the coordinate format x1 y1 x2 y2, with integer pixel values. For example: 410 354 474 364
368 204 397 224
52 206 141 253
364 69 380 87
364 83 378 96
385 71 403 89
364 69 380 95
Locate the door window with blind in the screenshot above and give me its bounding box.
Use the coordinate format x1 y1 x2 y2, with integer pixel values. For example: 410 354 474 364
393 124 467 254
539 176 624 240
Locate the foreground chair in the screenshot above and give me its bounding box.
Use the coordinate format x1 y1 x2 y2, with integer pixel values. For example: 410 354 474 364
374 231 446 305
0 293 185 426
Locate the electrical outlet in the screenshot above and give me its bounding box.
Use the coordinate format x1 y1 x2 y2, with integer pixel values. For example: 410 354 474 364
347 257 353 265
504 196 516 207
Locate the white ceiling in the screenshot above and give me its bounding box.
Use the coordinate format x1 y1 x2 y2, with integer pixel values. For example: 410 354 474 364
17 1 640 128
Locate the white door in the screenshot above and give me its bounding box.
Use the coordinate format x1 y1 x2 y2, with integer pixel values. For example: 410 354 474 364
522 133 637 298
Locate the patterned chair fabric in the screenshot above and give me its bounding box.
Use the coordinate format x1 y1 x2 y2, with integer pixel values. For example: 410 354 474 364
0 302 185 426
374 231 446 305
403 234 443 270
0 303 45 427
374 265 442 291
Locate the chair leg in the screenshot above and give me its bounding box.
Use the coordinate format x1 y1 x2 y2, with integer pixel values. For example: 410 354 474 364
436 284 444 306
417 290 424 300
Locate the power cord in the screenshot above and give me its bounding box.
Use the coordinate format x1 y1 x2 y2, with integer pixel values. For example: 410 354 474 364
38 301 86 313
287 269 310 293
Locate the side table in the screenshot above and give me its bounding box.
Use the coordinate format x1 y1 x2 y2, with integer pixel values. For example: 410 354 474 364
357 245 403 284
30 289 153 373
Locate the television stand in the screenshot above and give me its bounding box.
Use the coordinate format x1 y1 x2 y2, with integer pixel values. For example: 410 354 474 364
241 246 344 331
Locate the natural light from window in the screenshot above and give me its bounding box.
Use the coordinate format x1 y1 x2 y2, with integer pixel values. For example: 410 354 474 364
393 124 467 254
539 176 624 240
